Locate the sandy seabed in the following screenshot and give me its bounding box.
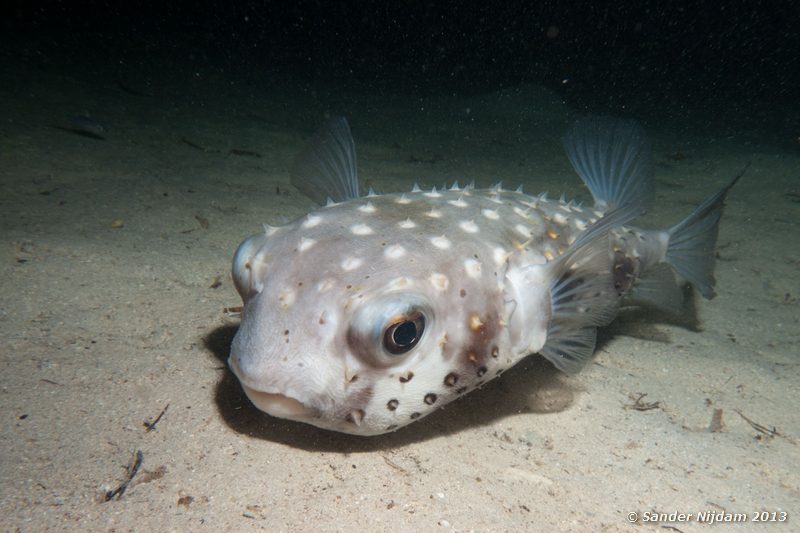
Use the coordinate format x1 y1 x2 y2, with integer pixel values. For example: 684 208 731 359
1 59 798 532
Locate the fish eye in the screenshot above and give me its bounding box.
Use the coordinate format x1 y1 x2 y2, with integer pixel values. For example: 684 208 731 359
383 311 425 355
347 296 433 366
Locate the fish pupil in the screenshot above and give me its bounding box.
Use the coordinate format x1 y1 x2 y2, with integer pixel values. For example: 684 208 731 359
383 312 425 355
393 321 417 346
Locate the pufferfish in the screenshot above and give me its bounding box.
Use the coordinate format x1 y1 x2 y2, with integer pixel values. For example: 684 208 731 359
228 116 741 436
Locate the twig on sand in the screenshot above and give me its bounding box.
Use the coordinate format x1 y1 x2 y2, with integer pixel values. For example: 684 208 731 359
104 450 144 501
734 409 778 439
144 404 169 432
624 392 661 411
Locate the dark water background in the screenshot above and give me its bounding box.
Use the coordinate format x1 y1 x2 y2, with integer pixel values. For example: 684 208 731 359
2 0 798 150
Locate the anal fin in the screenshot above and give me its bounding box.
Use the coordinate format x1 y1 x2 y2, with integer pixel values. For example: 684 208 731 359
627 263 686 315
540 325 599 374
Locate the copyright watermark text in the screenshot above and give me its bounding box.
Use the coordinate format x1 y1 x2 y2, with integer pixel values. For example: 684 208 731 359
626 510 788 524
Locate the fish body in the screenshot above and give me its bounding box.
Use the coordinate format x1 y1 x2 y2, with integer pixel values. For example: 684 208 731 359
228 117 741 435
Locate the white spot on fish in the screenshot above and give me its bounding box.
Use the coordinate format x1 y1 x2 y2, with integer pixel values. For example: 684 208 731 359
358 202 377 214
424 188 441 198
398 218 416 229
493 247 510 266
278 288 296 308
513 207 530 219
521 199 540 209
351 224 374 235
263 224 279 236
427 209 442 219
429 272 449 291
388 276 411 290
575 219 587 231
482 208 499 220
448 197 469 208
341 257 363 271
298 237 316 252
515 224 533 238
317 278 336 293
302 215 322 229
459 220 479 233
430 235 451 250
464 258 482 278
395 195 411 205
553 212 568 225
384 244 406 259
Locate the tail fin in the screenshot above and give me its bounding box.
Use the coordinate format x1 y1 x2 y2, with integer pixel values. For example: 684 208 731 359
665 166 747 299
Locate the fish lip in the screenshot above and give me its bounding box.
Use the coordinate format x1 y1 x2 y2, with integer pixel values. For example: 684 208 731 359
228 357 389 436
227 356 319 420
241 386 318 420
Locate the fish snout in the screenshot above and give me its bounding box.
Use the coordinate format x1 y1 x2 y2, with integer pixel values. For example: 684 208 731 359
228 353 320 421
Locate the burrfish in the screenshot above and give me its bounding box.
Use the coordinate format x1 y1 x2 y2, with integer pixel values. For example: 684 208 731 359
228 116 741 435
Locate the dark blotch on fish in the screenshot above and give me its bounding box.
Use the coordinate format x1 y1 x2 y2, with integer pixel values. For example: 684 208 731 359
443 372 458 387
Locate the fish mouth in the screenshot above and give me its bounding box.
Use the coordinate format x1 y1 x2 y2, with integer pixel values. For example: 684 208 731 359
241 386 315 419
228 356 318 421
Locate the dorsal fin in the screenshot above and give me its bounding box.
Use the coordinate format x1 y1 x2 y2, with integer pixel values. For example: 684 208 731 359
290 116 359 205
562 116 654 211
